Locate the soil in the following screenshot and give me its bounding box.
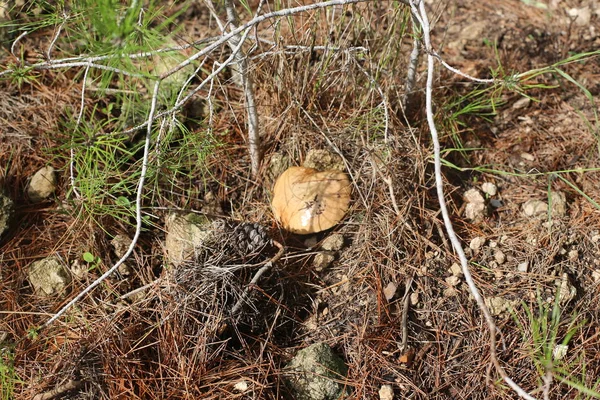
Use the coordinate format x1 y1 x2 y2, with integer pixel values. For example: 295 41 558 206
1 0 599 399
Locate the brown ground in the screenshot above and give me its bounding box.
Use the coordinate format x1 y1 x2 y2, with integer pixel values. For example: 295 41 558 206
1 0 600 399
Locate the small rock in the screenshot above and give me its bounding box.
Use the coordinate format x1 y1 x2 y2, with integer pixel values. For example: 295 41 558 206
383 282 398 301
489 241 498 248
449 263 463 277
481 182 497 196
592 269 600 283
27 166 57 203
557 273 576 305
523 200 547 217
549 191 567 217
446 276 461 287
443 287 458 297
485 296 518 316
520 152 535 161
164 213 218 267
591 233 600 243
303 149 344 171
28 257 71 296
494 250 506 265
70 259 87 279
321 234 344 252
517 261 529 273
512 97 531 110
0 193 13 237
568 249 578 261
313 252 335 271
464 189 487 221
379 384 394 400
469 237 486 251
410 292 419 306
233 380 249 392
285 342 348 400
567 6 591 26
202 191 223 215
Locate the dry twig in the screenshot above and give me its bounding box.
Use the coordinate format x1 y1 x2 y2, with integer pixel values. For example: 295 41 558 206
409 0 536 398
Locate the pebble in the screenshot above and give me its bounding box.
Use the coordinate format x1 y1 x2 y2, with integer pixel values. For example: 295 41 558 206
592 270 600 283
481 182 497 196
313 252 335 271
469 236 486 251
27 166 57 203
494 250 506 265
464 188 487 221
28 257 71 296
379 385 394 400
557 273 576 305
449 263 463 277
321 234 344 251
517 261 529 273
446 276 461 287
410 292 419 306
523 200 547 217
383 282 398 301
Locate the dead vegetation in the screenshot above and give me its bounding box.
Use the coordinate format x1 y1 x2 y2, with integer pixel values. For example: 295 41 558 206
1 0 600 399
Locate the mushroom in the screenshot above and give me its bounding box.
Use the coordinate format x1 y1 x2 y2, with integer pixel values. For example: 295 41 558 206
272 166 351 234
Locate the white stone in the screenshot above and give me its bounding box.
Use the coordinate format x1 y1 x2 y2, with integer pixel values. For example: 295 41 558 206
27 166 57 203
567 6 591 26
234 380 249 392
449 263 463 277
410 292 419 306
517 261 529 273
446 276 461 287
469 236 486 251
379 384 394 400
165 213 218 267
464 188 485 204
557 273 576 305
383 282 398 301
568 249 578 261
520 152 535 161
481 182 497 196
523 200 547 217
494 250 506 265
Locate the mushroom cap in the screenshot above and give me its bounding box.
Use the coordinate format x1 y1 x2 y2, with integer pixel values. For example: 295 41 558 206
272 166 351 234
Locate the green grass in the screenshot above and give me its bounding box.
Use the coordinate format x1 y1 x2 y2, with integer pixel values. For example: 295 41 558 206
1 0 220 228
512 292 600 398
0 346 21 400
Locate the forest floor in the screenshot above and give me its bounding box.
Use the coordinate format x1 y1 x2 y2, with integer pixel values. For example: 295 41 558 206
1 0 600 399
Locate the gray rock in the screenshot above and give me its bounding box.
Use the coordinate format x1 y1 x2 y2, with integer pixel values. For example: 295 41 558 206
522 199 547 217
303 150 344 171
28 257 71 296
111 234 133 276
549 191 567 217
164 213 218 267
27 166 57 203
285 342 349 400
485 296 518 316
463 189 487 221
0 193 13 237
313 252 335 272
321 234 344 252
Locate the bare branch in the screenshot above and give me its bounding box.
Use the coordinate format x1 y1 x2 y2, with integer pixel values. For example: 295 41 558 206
409 0 537 398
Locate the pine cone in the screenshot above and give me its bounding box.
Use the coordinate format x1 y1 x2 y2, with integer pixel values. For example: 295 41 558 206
227 221 272 256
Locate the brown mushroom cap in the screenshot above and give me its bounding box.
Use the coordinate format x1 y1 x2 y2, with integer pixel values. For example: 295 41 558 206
272 166 351 234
